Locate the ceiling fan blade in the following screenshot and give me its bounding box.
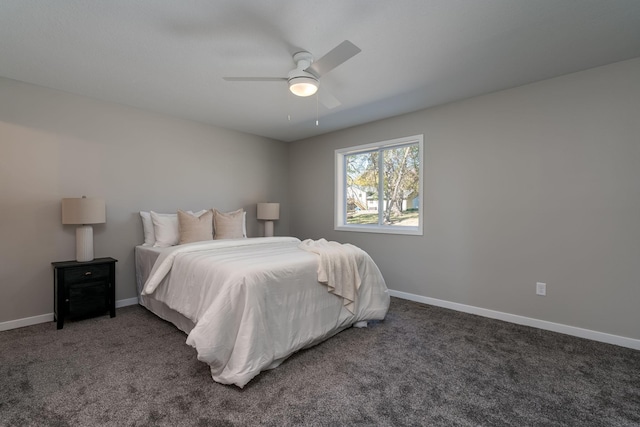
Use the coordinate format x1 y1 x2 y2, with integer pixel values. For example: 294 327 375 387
306 40 361 78
223 77 287 82
319 89 342 109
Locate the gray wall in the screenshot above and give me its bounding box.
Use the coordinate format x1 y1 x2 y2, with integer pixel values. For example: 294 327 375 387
0 77 289 323
289 58 640 340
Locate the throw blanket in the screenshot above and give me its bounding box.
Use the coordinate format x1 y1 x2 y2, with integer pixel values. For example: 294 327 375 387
299 238 364 313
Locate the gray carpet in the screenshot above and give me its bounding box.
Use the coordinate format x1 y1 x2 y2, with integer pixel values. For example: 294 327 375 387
1 298 639 426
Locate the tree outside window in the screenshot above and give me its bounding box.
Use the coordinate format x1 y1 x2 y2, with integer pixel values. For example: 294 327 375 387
336 135 423 235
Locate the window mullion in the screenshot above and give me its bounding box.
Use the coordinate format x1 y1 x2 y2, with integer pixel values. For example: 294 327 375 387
342 155 347 226
378 148 384 226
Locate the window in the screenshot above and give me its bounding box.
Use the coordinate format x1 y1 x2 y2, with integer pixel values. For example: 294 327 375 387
335 135 423 235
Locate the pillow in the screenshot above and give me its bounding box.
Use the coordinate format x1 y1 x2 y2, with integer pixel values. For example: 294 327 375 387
196 209 247 237
194 209 246 236
213 209 245 240
151 211 180 247
178 209 213 244
139 211 155 246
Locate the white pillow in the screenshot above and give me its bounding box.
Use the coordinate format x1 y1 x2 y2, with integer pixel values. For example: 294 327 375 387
151 211 180 247
139 211 155 246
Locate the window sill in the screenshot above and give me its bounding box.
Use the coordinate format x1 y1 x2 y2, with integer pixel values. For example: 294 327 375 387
335 224 423 236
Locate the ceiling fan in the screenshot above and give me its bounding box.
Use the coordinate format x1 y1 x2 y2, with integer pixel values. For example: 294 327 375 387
223 40 361 109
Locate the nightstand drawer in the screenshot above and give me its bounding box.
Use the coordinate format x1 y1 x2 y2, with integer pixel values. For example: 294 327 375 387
65 264 110 283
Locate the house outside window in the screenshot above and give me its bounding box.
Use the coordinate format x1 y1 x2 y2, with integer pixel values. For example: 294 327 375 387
335 135 423 235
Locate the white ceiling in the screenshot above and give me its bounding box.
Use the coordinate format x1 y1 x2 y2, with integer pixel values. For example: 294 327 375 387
1 1 639 142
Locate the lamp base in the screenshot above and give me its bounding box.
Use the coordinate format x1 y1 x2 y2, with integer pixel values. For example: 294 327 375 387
76 225 94 262
264 221 274 237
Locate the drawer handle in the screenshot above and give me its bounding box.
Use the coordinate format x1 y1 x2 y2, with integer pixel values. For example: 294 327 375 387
84 271 92 276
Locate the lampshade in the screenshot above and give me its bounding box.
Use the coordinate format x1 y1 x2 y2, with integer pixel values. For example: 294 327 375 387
62 197 106 225
257 203 280 220
289 76 318 97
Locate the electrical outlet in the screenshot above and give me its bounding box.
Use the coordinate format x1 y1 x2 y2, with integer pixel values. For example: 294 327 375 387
536 282 546 296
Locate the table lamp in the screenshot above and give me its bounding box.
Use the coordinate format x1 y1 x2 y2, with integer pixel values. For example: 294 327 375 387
62 196 106 262
257 203 279 237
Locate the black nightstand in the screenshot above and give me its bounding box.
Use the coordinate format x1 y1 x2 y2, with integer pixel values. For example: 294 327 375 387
52 257 117 329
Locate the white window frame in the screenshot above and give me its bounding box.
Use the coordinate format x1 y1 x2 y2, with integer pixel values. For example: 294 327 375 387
335 134 424 235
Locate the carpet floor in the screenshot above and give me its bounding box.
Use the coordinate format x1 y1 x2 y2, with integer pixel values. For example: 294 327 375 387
1 297 639 426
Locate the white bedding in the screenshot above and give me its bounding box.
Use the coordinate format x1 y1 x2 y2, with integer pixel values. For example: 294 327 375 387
139 237 389 387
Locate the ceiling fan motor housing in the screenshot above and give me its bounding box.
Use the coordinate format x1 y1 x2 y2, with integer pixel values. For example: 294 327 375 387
288 51 318 96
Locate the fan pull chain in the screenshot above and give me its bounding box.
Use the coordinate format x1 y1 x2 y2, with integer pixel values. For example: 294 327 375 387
316 92 319 126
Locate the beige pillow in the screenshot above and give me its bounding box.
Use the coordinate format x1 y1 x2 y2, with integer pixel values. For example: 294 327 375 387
213 208 244 239
178 209 213 244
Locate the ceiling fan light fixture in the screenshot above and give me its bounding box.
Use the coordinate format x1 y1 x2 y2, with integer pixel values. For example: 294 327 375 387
289 76 318 97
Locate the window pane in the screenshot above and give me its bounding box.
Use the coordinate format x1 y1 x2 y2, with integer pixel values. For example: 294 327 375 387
381 144 420 227
335 134 423 235
345 151 378 224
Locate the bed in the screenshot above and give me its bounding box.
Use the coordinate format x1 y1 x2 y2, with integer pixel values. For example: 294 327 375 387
135 236 390 388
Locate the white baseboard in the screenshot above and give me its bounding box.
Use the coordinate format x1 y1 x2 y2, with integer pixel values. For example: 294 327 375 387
389 289 640 351
115 297 139 308
0 313 55 332
0 297 140 332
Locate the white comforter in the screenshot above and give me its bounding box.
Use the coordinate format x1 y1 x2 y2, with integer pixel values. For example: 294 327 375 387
141 237 389 387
